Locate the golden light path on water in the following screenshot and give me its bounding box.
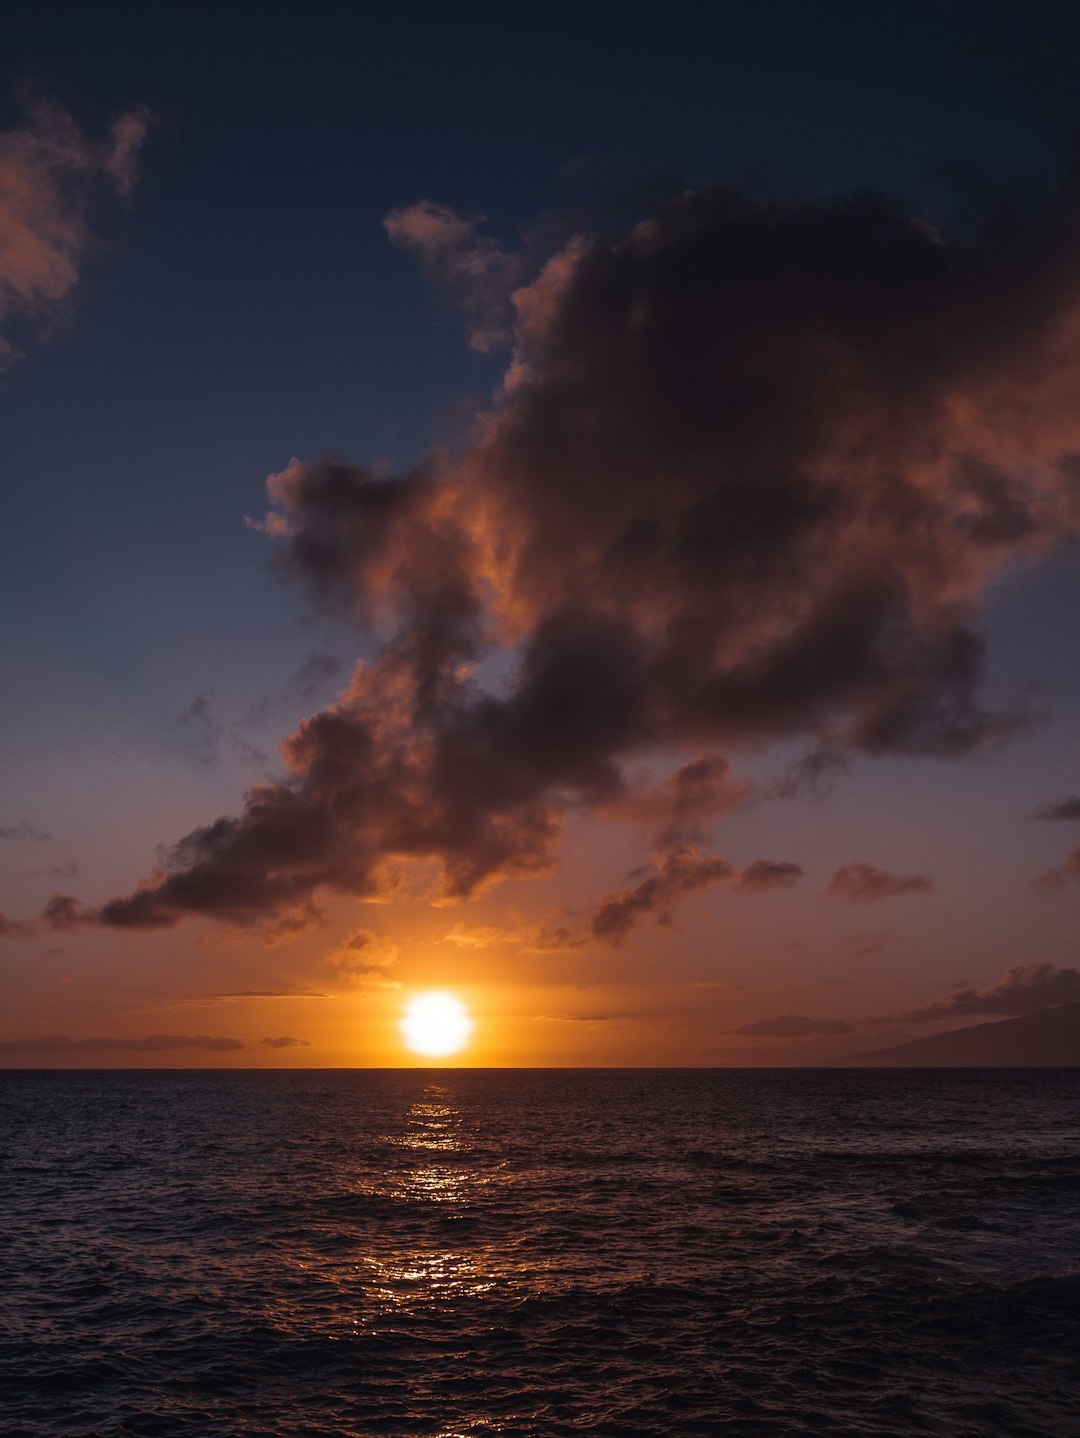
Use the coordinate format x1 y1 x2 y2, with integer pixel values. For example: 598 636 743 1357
267 1081 526 1438
366 1090 499 1306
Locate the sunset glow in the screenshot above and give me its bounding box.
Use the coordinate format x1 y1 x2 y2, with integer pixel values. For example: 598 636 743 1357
7 9 1080 1438
400 992 473 1059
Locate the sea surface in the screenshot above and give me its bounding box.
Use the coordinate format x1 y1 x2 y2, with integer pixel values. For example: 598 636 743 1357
1 1069 1079 1437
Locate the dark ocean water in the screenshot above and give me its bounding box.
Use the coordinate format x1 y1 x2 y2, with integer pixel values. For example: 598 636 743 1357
1 1070 1079 1437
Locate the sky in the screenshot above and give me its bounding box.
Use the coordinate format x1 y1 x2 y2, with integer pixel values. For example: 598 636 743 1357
5 1 1080 1066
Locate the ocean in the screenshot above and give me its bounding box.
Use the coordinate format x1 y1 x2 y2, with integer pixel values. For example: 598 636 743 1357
1 1069 1078 1436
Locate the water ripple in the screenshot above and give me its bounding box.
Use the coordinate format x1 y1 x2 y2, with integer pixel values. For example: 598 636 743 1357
1 1069 1078 1435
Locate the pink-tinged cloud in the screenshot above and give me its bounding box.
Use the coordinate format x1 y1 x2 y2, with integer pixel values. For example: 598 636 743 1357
383 200 523 352
827 863 935 902
46 180 1080 939
902 962 1080 1021
0 98 150 364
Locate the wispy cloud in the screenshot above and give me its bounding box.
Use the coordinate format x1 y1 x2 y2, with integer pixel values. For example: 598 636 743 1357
0 1033 244 1053
1031 796 1080 821
1031 846 1080 893
25 859 78 881
383 200 523 352
827 864 935 903
197 989 328 1000
729 1014 856 1038
164 694 268 770
0 820 50 842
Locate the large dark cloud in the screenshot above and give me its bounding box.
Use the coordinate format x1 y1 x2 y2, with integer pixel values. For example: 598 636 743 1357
902 963 1080 1021
56 180 1080 936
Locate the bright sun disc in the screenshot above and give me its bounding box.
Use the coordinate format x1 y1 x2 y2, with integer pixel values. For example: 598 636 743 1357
400 991 473 1058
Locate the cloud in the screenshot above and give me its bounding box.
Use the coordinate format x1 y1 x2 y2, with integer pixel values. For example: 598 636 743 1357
0 1033 244 1053
165 694 269 770
199 989 328 999
1030 846 1080 893
732 859 804 893
731 1014 856 1038
384 200 523 352
70 179 1080 937
442 920 524 949
0 97 150 366
40 893 88 930
844 930 891 957
1031 796 1080 821
0 819 50 842
770 746 850 800
289 651 344 702
538 1012 618 1025
902 962 1080 1021
589 845 733 946
259 1035 311 1048
605 753 750 842
25 859 78 880
327 928 401 987
0 913 36 939
827 863 935 902
588 843 801 946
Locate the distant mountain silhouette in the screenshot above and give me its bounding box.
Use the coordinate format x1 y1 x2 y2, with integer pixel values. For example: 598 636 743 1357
832 1001 1080 1066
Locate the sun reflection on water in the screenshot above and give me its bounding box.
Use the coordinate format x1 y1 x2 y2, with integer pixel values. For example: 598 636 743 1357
360 1084 505 1312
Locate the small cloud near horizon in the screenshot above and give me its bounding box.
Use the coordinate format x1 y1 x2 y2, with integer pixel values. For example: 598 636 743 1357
730 1014 856 1038
901 963 1080 1022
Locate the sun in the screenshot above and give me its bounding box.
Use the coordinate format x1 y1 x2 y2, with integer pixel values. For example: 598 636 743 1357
400 991 473 1058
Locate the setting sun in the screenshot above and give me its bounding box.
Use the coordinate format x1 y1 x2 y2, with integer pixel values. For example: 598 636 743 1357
400 992 473 1058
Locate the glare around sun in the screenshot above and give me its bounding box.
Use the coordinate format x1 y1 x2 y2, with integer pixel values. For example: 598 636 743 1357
400 992 473 1058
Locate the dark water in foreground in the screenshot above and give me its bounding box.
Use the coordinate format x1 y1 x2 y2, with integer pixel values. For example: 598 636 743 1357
1 1071 1079 1437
